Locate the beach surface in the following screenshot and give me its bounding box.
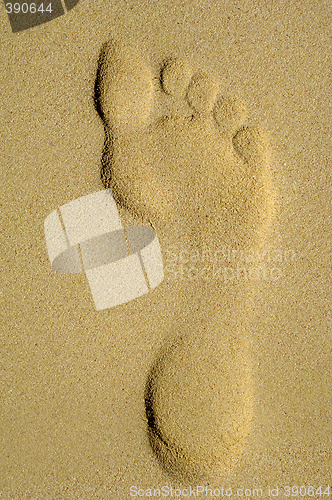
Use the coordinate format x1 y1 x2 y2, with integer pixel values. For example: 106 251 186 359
0 0 331 497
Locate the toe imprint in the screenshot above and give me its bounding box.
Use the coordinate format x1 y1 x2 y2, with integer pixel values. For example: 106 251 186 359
95 40 154 132
186 72 219 115
161 58 192 98
213 95 247 136
233 126 271 167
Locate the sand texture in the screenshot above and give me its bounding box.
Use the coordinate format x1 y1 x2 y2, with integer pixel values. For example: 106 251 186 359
1 0 331 497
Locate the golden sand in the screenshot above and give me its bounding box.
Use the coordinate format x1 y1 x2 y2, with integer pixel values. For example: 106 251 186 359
1 0 330 497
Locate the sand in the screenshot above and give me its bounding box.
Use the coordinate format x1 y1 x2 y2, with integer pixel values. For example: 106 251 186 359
1 0 331 498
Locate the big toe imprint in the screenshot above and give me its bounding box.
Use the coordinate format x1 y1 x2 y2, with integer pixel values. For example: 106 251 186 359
94 39 275 480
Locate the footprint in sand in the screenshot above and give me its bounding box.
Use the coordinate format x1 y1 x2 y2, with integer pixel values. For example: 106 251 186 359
94 39 275 481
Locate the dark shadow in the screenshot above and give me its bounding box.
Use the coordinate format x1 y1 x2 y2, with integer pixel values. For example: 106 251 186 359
94 41 110 124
